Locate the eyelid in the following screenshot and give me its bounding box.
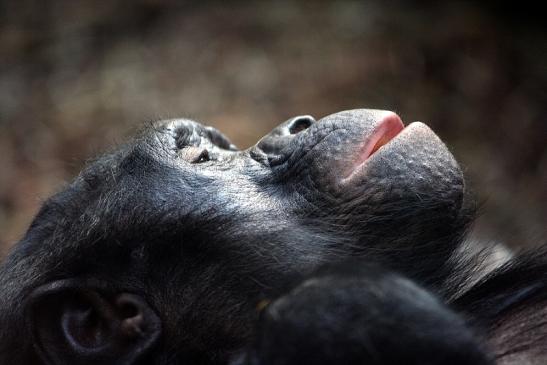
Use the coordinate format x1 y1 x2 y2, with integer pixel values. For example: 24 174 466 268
177 146 210 163
205 127 238 151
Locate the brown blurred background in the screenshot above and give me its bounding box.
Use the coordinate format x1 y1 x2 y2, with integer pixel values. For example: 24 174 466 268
1 1 545 255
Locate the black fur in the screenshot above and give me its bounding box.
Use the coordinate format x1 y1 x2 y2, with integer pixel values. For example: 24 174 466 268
0 109 545 364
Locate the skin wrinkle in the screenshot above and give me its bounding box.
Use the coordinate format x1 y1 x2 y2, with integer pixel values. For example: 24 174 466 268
266 125 342 170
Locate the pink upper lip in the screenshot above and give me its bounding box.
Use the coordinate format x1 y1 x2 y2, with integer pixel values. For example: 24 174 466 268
339 112 405 184
354 112 405 166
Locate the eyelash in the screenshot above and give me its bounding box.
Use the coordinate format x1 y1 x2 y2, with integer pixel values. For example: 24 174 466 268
194 149 210 163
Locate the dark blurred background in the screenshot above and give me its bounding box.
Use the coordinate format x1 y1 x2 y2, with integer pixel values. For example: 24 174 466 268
1 1 545 255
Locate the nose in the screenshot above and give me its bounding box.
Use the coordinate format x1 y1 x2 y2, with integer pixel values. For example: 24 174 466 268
285 115 315 135
255 115 315 155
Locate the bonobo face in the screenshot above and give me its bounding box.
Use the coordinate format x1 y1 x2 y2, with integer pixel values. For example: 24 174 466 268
251 109 464 238
1 109 467 363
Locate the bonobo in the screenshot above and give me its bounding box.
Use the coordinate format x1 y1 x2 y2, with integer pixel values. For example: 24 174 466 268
0 109 545 364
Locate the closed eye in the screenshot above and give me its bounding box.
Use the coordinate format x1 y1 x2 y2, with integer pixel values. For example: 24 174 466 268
178 147 210 163
194 149 210 163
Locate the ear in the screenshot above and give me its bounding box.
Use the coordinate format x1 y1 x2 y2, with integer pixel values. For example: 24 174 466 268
27 280 161 365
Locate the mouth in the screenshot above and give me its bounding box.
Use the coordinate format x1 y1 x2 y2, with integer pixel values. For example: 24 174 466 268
338 110 461 193
361 112 405 161
341 112 405 183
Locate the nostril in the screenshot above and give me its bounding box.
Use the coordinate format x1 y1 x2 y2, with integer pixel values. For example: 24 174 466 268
288 116 314 135
254 115 315 160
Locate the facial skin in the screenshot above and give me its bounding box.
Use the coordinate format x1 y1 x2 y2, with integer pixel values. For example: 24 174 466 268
0 109 471 364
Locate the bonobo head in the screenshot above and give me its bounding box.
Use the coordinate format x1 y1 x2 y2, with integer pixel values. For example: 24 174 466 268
0 109 469 364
